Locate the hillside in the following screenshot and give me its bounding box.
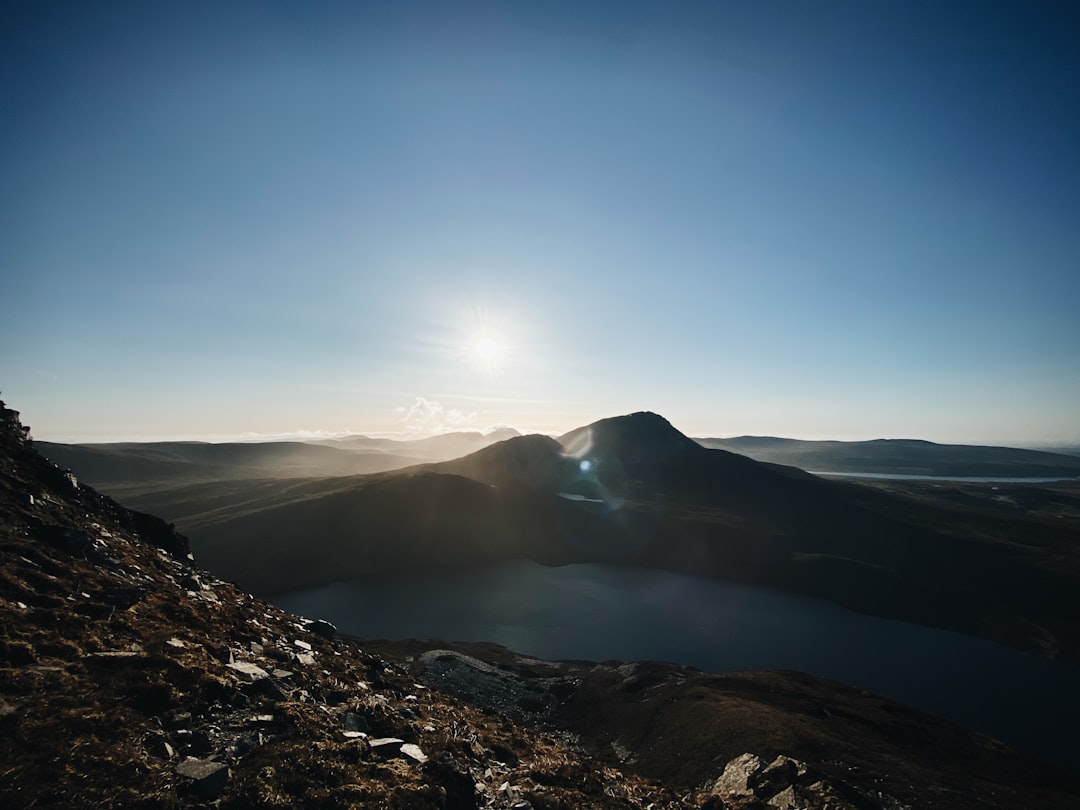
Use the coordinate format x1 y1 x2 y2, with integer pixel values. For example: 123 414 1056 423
696 436 1080 478
3 400 1077 808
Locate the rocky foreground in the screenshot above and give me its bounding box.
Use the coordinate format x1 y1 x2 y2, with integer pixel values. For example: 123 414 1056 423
0 398 1075 809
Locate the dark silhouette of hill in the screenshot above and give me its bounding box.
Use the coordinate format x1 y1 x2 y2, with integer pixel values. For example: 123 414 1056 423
5 396 1076 808
697 436 1080 477
116 411 1080 666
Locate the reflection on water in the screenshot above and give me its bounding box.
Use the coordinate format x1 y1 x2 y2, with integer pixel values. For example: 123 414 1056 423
811 471 1080 483
275 560 1080 768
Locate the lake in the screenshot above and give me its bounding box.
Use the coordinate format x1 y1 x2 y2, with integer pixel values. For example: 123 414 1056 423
275 560 1080 769
811 471 1080 483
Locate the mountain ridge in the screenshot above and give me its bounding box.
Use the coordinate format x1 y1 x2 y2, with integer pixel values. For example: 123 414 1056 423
696 435 1080 477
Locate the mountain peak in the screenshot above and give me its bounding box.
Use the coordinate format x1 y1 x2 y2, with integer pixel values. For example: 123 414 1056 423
558 411 701 463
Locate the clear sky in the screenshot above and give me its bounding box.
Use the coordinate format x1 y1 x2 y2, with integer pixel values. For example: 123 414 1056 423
2 1 1078 444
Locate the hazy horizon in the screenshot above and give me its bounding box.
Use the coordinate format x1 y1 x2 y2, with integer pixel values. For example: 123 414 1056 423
23 407 1080 451
3 2 1077 447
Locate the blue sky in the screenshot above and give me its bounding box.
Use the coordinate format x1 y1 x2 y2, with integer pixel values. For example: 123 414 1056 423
2 1 1077 443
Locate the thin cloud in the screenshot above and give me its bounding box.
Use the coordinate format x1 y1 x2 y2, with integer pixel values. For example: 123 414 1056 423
396 397 478 435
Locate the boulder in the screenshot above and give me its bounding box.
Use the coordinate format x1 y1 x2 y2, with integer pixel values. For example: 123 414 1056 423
176 757 229 800
713 753 763 796
752 755 810 797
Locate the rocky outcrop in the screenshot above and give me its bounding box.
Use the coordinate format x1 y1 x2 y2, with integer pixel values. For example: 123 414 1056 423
703 753 909 810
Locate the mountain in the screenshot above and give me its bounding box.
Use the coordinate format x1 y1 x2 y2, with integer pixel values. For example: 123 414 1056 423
123 411 1080 666
696 436 1080 478
3 398 1077 808
316 427 523 459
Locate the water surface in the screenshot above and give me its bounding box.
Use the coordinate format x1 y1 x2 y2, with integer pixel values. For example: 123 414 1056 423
276 560 1080 769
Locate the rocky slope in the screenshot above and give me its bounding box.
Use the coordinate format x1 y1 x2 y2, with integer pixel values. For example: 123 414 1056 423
0 399 682 808
3 398 1077 808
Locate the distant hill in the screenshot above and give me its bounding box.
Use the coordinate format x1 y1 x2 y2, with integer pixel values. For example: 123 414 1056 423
314 427 522 459
696 436 1080 477
33 428 523 488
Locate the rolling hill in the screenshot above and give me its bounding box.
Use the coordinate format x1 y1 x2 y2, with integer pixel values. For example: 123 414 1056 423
695 436 1080 478
35 428 525 490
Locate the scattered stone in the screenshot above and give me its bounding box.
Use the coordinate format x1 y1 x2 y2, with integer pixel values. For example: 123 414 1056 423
295 652 316 666
166 637 186 648
270 668 293 679
294 638 313 651
400 743 428 763
227 661 270 680
369 737 405 756
176 757 229 800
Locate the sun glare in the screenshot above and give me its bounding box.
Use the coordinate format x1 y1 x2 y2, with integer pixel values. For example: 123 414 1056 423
475 337 498 361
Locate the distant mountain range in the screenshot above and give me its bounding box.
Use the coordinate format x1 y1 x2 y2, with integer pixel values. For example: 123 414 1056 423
47 411 1080 666
34 428 522 486
695 436 1080 477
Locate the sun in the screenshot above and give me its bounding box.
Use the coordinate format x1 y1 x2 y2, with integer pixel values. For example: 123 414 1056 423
475 337 498 361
